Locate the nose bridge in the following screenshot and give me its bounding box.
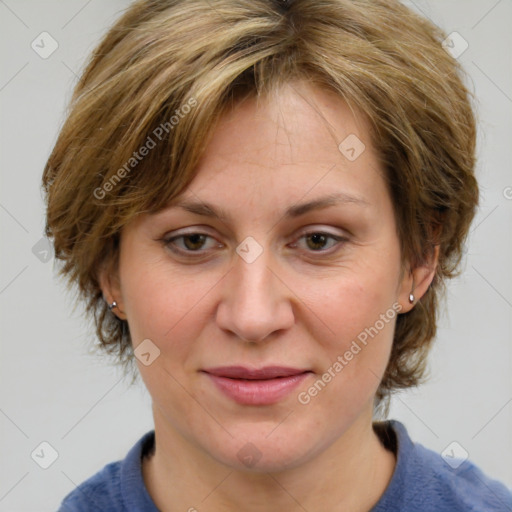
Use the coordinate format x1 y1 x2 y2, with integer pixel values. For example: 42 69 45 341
216 239 293 342
234 246 274 306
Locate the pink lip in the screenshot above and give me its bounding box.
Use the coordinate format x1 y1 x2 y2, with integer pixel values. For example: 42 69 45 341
201 366 312 405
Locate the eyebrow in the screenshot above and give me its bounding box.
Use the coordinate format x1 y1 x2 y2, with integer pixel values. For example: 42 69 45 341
169 192 369 222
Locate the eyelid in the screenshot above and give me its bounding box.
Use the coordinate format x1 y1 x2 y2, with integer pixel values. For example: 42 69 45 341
162 225 347 243
161 226 219 242
294 225 348 238
161 225 349 259
162 231 222 251
288 229 347 252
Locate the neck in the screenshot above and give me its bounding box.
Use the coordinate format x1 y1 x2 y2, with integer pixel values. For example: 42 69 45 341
142 407 396 512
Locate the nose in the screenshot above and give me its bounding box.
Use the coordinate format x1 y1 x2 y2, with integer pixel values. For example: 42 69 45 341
215 244 295 343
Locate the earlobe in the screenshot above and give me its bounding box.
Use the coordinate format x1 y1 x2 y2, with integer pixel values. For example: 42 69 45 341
399 245 440 313
98 263 127 320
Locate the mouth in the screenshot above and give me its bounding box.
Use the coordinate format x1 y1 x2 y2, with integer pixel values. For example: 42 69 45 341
201 366 312 405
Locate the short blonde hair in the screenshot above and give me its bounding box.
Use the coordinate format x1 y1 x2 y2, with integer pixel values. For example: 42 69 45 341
42 0 478 406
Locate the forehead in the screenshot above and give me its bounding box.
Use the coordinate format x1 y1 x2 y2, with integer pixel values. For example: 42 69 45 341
166 81 387 217
198 82 373 168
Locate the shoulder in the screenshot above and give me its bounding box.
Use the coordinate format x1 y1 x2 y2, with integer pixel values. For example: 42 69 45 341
57 431 157 512
411 436 512 512
373 420 512 512
58 460 123 511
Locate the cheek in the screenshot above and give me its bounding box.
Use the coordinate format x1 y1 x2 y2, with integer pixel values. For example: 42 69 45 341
119 255 213 348
119 259 218 409
298 251 401 400
295 286 397 421
308 256 400 343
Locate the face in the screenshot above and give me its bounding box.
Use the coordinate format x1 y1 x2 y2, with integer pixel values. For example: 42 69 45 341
106 81 417 472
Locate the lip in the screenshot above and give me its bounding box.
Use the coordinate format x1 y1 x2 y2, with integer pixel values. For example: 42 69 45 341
201 366 312 405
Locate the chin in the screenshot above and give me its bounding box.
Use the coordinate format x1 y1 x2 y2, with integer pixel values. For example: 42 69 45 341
204 423 332 474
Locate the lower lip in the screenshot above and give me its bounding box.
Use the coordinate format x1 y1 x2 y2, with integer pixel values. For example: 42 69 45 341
204 372 311 405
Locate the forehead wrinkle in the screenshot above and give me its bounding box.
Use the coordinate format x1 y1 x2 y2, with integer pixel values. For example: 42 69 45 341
168 191 369 224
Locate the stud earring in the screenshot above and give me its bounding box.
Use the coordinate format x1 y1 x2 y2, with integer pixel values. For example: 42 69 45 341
408 293 415 304
108 300 117 311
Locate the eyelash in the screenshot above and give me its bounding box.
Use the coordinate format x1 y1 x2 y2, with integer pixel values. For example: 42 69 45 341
162 230 347 258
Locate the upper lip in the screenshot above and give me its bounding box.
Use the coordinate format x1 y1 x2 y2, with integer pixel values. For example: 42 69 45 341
202 366 310 380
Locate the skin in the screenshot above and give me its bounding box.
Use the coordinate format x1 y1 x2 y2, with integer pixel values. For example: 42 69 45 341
101 80 438 511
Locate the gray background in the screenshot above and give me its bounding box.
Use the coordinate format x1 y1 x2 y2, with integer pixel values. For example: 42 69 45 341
1 1 511 510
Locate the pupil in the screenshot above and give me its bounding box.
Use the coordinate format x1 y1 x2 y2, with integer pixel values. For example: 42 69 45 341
309 233 326 250
185 234 205 250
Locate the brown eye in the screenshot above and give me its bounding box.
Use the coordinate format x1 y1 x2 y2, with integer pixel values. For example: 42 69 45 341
181 234 208 251
164 232 220 256
305 233 332 251
294 231 345 253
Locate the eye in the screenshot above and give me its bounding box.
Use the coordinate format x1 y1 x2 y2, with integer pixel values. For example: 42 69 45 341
163 232 221 255
291 231 346 253
162 229 347 258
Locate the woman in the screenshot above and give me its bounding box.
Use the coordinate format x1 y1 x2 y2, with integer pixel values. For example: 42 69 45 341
43 0 512 510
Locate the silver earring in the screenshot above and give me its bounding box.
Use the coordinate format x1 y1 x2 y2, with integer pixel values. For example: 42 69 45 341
108 300 117 311
408 293 415 304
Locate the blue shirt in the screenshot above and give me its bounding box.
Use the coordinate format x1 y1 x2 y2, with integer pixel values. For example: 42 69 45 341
58 420 512 511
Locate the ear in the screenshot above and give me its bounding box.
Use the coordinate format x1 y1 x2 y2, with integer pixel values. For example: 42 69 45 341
398 245 440 313
98 259 127 320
